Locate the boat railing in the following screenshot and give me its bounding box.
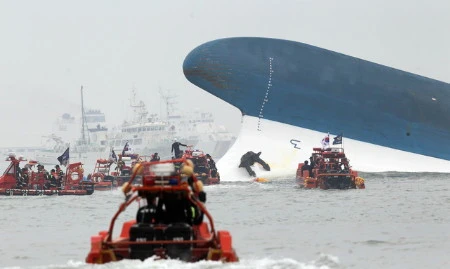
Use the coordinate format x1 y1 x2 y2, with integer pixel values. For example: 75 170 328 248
105 159 217 245
316 173 354 178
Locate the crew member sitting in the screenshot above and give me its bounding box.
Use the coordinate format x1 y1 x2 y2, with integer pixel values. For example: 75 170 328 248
150 152 160 162
155 160 206 225
129 160 206 226
181 159 206 224
49 169 58 188
20 167 29 188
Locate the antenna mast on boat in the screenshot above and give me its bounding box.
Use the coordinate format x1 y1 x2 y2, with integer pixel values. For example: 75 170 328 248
80 85 90 145
158 88 177 122
129 85 148 123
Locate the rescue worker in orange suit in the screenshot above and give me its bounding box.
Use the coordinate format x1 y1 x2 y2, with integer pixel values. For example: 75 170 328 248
37 164 50 189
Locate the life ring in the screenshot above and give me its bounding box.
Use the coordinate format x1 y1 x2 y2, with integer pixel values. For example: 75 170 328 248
91 173 105 183
68 167 84 184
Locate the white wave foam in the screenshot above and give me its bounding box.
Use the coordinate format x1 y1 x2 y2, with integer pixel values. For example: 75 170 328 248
11 256 339 269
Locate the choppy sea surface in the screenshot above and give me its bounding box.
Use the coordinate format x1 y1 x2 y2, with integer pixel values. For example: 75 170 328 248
1 172 449 269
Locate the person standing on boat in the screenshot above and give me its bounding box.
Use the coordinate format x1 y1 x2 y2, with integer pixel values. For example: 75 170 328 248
55 165 64 189
309 156 315 177
300 160 311 177
49 169 58 188
37 164 50 189
206 154 218 178
171 139 188 158
55 165 64 177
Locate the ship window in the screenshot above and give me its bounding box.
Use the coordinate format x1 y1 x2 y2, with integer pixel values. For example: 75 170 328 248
85 115 105 123
133 139 142 145
4 163 15 176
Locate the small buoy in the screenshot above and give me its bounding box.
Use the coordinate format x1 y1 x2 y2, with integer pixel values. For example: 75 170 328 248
254 178 269 183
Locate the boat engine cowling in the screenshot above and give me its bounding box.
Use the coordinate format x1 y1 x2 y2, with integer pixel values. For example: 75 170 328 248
129 222 193 261
165 223 193 261
129 223 161 260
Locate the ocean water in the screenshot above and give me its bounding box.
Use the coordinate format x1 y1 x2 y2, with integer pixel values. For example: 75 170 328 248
0 173 449 269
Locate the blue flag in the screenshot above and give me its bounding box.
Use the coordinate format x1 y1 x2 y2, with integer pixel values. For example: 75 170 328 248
122 141 129 156
333 133 343 145
57 147 70 166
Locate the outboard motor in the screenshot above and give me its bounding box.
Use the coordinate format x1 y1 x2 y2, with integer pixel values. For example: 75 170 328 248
164 223 193 261
325 175 353 189
129 223 157 260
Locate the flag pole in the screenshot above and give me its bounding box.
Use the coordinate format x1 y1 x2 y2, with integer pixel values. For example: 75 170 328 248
65 143 70 188
328 132 330 150
67 143 70 166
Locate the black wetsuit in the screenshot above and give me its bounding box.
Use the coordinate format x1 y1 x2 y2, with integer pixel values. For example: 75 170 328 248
301 164 311 177
239 151 270 177
309 160 315 177
171 142 187 158
207 157 217 177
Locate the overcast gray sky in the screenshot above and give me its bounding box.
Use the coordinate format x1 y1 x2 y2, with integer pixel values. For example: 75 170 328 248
1 0 449 147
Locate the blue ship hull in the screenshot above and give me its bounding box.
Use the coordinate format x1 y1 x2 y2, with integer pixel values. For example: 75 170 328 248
183 37 450 162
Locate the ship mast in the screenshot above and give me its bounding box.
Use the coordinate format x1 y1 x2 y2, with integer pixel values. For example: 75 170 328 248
159 88 177 122
129 85 148 123
80 85 90 145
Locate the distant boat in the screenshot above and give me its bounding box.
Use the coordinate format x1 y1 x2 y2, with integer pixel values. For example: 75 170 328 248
183 37 450 177
107 88 235 159
33 86 108 165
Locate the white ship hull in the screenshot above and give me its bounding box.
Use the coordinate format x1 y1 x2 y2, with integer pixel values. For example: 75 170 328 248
217 116 450 181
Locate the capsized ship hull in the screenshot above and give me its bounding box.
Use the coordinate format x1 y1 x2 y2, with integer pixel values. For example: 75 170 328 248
183 37 450 176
